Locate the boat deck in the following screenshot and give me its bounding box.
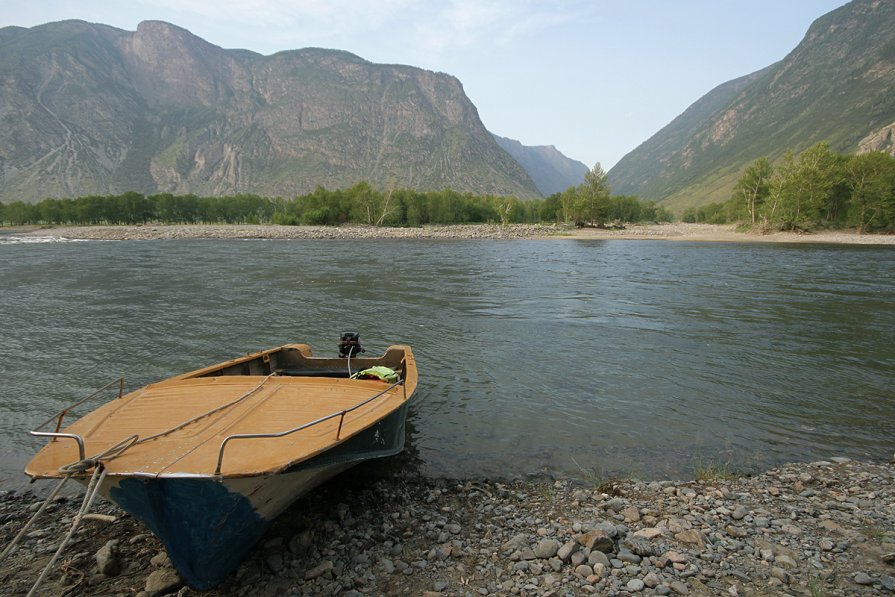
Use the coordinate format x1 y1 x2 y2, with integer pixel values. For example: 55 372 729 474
26 374 409 479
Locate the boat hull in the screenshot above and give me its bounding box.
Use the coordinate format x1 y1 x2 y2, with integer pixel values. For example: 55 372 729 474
104 402 408 589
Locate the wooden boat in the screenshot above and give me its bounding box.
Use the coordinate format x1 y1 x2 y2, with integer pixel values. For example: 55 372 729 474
25 337 417 589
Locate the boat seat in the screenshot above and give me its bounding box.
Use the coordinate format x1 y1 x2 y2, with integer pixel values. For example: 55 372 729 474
277 368 354 378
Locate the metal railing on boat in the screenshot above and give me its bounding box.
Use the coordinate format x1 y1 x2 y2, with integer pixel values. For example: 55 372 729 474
28 378 125 462
213 377 405 476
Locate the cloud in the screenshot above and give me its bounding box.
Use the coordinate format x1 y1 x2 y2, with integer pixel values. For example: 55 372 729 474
137 0 581 57
141 0 415 31
413 0 580 54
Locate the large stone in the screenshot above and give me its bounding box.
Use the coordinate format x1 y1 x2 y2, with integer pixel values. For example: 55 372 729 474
534 539 559 559
577 529 614 553
145 568 183 597
643 572 660 588
770 567 790 584
588 550 610 568
378 558 395 574
95 540 121 576
625 536 656 556
305 560 334 580
774 554 798 569
633 527 665 540
557 540 578 562
500 533 529 553
674 530 705 547
149 551 172 568
660 551 687 566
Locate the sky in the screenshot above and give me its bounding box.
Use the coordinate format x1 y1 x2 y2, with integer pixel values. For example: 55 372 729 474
3 0 850 170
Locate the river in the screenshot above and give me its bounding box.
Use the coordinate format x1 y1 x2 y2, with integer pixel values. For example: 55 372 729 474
1 235 893 491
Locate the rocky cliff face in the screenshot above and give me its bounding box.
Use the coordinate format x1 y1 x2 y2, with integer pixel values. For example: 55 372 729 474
608 0 895 211
0 20 540 202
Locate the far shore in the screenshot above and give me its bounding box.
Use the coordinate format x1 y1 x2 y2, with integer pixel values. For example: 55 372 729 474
9 222 895 244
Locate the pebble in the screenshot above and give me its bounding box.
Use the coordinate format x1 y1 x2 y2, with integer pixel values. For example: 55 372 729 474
627 578 645 591
1 459 892 596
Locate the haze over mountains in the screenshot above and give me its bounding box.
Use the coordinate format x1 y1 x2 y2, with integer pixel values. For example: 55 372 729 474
492 135 589 197
0 20 587 204
608 0 895 211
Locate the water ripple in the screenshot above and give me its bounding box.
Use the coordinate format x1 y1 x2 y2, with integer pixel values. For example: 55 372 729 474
1 239 893 490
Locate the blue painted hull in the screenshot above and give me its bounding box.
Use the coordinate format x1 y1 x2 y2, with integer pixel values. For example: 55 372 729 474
106 402 408 589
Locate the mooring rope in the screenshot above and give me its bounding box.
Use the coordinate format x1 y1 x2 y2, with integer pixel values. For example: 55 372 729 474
6 372 277 589
26 465 108 597
0 476 71 565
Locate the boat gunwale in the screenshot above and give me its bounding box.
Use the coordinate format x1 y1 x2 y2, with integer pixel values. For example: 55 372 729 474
25 343 418 481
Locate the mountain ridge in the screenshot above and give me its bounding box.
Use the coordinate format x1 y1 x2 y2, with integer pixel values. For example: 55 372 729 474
0 19 541 203
608 0 895 212
492 134 588 196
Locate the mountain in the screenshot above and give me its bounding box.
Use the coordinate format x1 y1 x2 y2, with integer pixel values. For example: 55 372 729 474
608 0 895 212
0 20 541 203
491 134 588 195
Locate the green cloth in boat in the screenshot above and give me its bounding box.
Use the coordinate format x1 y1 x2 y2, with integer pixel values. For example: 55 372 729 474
353 366 400 383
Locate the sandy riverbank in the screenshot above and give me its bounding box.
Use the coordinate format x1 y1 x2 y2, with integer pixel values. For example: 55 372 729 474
2 459 893 596
14 223 895 244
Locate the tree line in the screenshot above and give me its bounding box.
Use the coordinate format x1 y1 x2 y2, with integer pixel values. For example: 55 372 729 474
0 167 672 228
683 143 895 233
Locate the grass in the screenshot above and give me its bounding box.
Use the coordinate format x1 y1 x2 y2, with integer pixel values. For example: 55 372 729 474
809 576 827 597
860 523 889 541
570 456 607 487
693 458 739 482
570 456 626 495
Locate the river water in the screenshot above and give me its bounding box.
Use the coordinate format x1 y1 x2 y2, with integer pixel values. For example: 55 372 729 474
1 235 893 491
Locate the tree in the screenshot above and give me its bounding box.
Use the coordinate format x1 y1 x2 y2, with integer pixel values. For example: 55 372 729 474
539 193 563 222
560 186 580 224
575 163 612 226
846 152 895 232
346 182 378 224
493 196 520 226
787 143 840 227
733 157 772 225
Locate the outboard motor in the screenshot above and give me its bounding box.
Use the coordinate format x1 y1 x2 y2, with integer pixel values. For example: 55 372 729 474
338 331 364 358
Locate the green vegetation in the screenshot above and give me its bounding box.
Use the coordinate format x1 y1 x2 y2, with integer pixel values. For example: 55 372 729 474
0 176 671 228
682 144 895 233
692 458 738 482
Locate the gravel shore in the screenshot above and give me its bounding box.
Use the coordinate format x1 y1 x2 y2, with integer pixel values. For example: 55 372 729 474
16 223 895 244
2 458 893 596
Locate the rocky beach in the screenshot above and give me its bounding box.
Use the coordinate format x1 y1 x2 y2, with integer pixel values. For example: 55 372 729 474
13 223 895 244
4 221 893 596
1 458 893 596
